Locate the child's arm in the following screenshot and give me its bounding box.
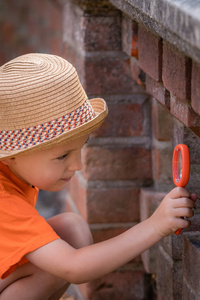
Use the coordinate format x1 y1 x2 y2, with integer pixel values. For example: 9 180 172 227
26 187 196 284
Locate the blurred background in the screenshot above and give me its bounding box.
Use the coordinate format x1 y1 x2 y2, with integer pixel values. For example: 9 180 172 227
0 0 66 218
2 1 200 299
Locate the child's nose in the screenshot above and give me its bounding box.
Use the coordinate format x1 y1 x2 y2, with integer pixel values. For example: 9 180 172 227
68 153 82 171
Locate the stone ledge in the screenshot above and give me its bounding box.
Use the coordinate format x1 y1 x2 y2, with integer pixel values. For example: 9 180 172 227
109 0 200 64
73 0 115 12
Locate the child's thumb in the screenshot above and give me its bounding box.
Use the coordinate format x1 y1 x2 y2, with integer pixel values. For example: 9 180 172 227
168 187 189 199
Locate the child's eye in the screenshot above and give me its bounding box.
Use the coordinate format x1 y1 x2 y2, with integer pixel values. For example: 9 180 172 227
57 153 69 160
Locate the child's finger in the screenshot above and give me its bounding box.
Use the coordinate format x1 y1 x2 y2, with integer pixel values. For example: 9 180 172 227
172 197 195 208
190 193 198 202
168 187 190 199
175 218 191 230
175 207 194 219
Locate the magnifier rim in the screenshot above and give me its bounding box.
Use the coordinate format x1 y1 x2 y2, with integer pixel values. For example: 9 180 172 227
172 144 190 187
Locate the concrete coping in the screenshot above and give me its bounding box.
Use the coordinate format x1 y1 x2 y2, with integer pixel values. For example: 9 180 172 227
109 0 200 64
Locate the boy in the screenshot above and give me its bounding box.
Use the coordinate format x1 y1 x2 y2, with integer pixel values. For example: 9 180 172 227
0 53 196 300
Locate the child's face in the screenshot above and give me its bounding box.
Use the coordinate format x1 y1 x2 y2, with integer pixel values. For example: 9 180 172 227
3 135 89 191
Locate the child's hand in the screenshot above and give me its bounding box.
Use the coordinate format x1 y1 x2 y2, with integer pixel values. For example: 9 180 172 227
149 187 197 237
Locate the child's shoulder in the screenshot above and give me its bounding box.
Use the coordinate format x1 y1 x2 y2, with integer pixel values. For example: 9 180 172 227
0 161 37 204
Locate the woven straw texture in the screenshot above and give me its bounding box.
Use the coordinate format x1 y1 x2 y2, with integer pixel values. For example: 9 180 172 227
0 53 107 158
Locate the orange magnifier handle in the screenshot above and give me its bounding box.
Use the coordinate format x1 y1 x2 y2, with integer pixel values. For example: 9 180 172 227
172 144 190 235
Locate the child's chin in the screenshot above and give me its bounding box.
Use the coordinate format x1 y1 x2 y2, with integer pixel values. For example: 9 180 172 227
47 181 70 192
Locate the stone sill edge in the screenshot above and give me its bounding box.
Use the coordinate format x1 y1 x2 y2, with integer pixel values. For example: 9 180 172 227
109 0 200 65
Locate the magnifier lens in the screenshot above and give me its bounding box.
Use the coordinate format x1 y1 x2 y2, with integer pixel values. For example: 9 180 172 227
177 149 182 181
174 148 183 183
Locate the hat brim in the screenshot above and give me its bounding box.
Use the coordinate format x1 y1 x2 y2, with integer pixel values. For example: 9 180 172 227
0 98 108 159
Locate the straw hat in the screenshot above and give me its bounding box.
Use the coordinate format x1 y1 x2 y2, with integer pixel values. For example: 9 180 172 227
0 53 108 159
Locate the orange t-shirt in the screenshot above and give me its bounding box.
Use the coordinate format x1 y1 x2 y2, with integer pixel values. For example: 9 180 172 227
0 162 60 279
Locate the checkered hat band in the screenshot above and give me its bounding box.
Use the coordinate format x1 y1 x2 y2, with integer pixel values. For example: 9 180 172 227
0 100 95 151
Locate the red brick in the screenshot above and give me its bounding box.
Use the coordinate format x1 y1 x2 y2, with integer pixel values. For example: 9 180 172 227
191 61 200 115
84 55 142 95
182 279 200 300
159 234 183 261
159 213 200 262
2 22 15 43
66 179 140 225
122 16 138 57
0 50 6 66
62 1 84 49
162 42 192 101
140 188 166 274
79 269 146 300
152 146 173 185
82 146 152 182
63 43 85 79
91 102 143 137
141 245 157 275
90 223 132 243
130 57 141 81
138 25 162 81
83 14 121 51
140 188 166 222
183 233 200 295
130 57 146 88
170 94 200 131
157 246 182 299
156 291 165 300
87 187 140 223
152 99 173 141
0 0 63 63
172 122 200 168
146 75 170 109
63 2 121 53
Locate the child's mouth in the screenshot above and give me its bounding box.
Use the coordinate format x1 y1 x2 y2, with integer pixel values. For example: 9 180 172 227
60 177 72 182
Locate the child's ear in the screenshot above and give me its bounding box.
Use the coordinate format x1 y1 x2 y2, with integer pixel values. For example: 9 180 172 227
1 158 15 166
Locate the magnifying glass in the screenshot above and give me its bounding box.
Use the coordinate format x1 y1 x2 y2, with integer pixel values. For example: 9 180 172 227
172 144 190 235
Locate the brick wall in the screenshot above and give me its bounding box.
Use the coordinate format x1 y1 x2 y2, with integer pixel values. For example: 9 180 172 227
63 4 200 299
1 0 200 299
63 3 153 299
132 17 200 300
0 0 63 64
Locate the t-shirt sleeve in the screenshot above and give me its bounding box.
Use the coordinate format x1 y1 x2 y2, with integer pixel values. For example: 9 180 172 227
0 193 60 279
